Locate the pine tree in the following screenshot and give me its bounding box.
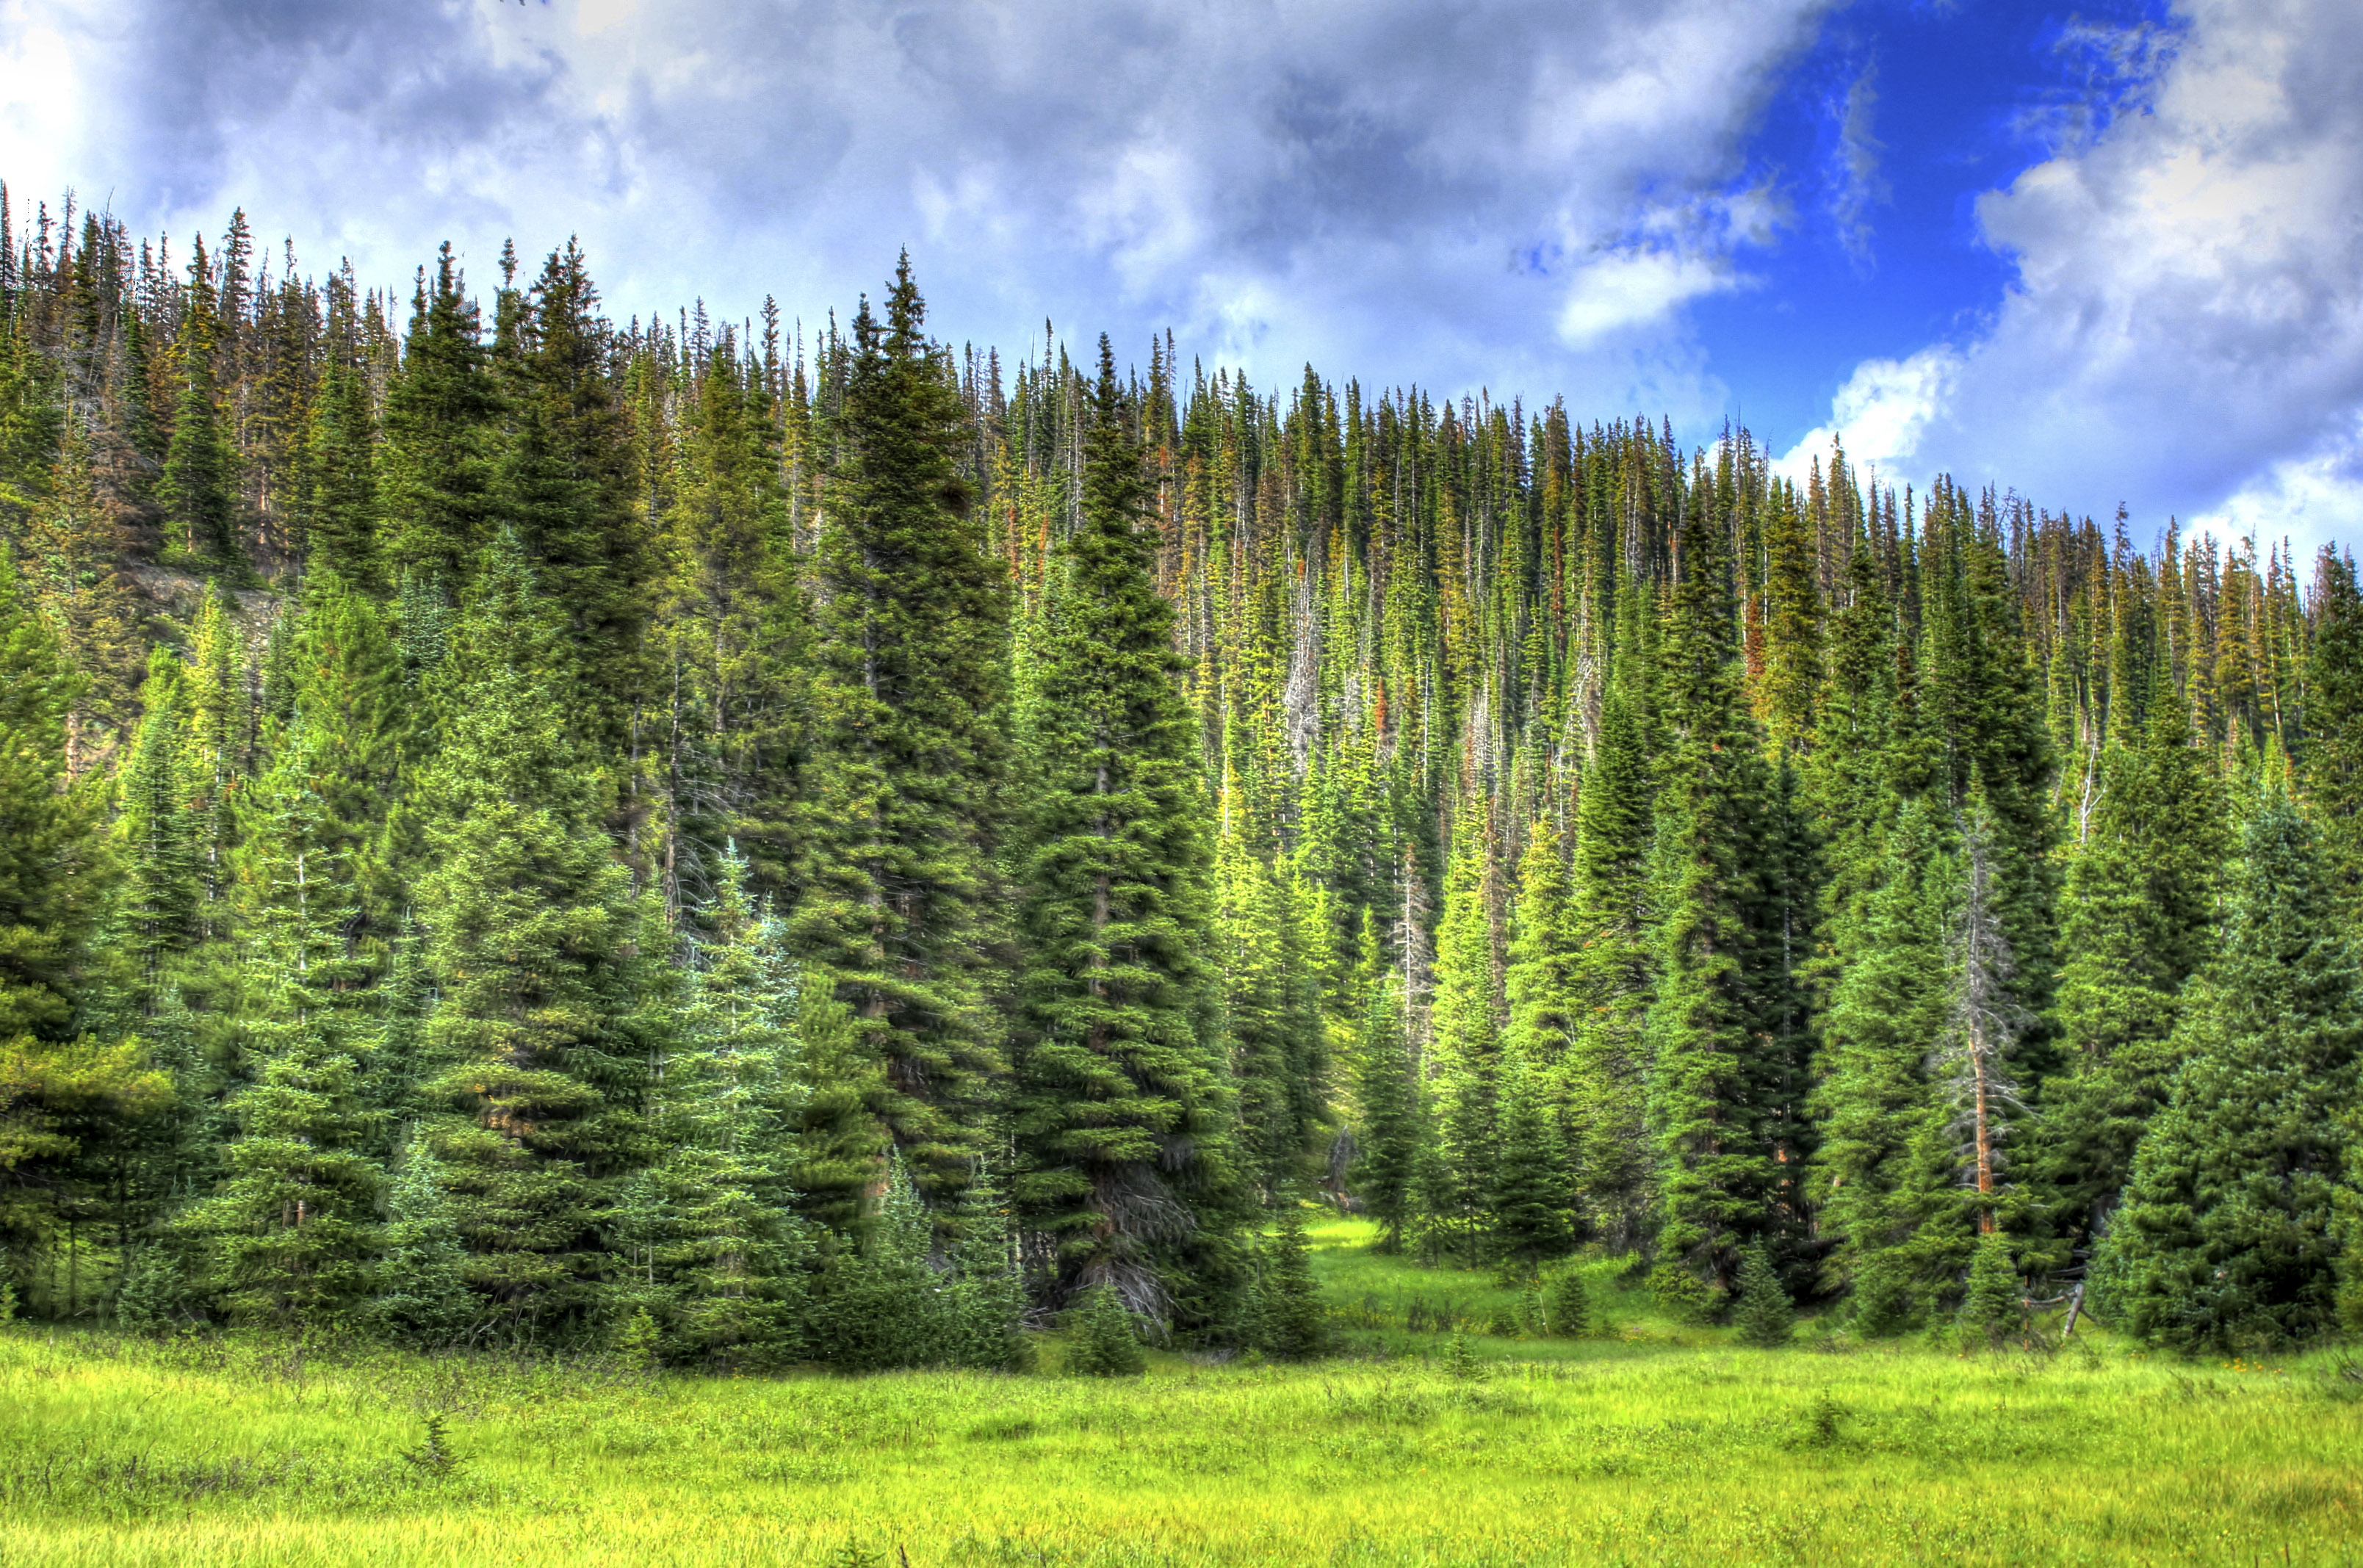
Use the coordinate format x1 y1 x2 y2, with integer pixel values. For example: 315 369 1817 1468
2095 798 2362 1351
302 352 379 587
789 259 1009 1203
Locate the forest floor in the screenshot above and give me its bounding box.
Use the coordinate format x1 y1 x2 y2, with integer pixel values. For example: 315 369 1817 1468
4 1216 2360 1567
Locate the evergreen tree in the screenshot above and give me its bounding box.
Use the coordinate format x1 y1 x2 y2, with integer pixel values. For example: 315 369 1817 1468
2095 798 2362 1351
1566 621 1655 1249
2039 690 2229 1247
1956 1230 2021 1348
789 259 1009 1203
156 279 242 574
380 246 499 587
178 717 386 1327
1250 1199 1327 1360
1011 342 1236 1315
374 1137 475 1345
1067 1279 1147 1376
1731 1240 1794 1347
413 537 649 1332
1347 917 1421 1250
1422 812 1499 1262
1647 483 1803 1287
649 847 809 1366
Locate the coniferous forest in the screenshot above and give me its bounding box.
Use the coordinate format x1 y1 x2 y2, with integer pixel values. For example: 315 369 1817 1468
4 189 2362 1368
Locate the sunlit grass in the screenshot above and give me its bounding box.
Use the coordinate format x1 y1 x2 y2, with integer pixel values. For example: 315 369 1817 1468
4 1224 2359 1566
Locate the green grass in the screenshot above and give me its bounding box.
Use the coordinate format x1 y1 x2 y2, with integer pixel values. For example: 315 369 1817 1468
4 1221 2360 1567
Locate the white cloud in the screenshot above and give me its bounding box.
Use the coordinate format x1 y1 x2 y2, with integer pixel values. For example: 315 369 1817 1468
1790 0 2363 554
0 0 1828 408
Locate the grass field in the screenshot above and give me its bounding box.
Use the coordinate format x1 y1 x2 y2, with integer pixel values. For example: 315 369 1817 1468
4 1217 2360 1567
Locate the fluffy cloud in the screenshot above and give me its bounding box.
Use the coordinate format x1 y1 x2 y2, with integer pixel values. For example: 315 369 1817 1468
1788 0 2363 552
0 0 1826 408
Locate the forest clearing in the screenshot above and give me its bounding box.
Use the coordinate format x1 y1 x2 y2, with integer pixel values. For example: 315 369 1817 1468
5 1219 2359 1568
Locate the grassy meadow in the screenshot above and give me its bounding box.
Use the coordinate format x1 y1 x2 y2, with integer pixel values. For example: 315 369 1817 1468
4 1217 2359 1567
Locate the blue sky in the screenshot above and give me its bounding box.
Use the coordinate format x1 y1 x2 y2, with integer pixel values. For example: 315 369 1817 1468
2 0 2357 552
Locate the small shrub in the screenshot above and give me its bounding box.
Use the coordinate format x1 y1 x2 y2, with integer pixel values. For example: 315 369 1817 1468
1733 1243 1794 1349
1800 1390 1843 1447
1540 1264 1592 1338
1650 1262 1719 1326
1067 1284 1145 1377
400 1412 461 1476
1445 1331 1481 1381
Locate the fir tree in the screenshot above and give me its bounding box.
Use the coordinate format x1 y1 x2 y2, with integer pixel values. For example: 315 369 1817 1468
1067 1279 1147 1376
413 536 649 1332
178 718 386 1327
1647 481 1803 1288
789 259 1009 1203
1011 342 1235 1315
1347 917 1421 1250
2095 798 2362 1351
1731 1240 1794 1348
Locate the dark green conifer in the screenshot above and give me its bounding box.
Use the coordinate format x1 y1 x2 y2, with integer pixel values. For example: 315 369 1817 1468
2095 798 2362 1351
413 536 649 1332
1011 339 1235 1312
789 259 1009 1202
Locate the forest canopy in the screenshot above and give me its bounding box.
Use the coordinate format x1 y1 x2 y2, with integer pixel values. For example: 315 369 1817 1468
1 186 2359 1363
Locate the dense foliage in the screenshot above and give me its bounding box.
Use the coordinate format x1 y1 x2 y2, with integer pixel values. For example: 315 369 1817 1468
0 187 2358 1362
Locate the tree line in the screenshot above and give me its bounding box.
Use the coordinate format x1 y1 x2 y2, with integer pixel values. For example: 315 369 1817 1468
0 188 2357 1362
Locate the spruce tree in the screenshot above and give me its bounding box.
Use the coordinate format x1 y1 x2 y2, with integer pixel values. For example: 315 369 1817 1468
2095 798 2362 1351
789 259 1009 1203
179 720 385 1328
649 847 809 1365
1566 621 1655 1249
1010 341 1236 1314
413 536 649 1332
2038 689 2228 1246
1347 916 1421 1250
157 288 242 575
1067 1280 1147 1376
1647 484 1802 1288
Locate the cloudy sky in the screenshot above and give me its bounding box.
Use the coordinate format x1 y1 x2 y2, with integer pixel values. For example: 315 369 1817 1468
2 0 2357 551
